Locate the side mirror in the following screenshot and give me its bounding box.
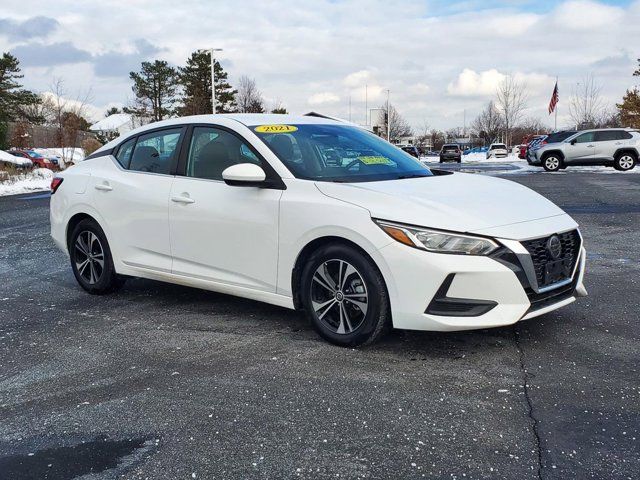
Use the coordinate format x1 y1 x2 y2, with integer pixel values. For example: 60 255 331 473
570 139 577 145
222 163 266 187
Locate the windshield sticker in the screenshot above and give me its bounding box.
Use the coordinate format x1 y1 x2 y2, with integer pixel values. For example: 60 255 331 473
358 156 394 165
254 125 298 134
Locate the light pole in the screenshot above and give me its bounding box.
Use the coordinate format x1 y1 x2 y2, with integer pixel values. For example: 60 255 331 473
199 48 223 113
385 89 391 142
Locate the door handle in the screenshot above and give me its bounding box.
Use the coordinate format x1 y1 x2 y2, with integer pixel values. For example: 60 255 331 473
615 142 622 145
95 183 113 191
587 144 595 148
171 195 195 204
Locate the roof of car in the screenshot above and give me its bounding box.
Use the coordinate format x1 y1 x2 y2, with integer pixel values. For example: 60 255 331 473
91 113 359 158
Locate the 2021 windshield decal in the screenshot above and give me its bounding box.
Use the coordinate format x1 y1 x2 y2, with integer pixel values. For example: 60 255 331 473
254 125 298 133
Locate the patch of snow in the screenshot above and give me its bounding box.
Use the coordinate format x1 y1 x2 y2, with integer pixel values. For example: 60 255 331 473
0 168 53 196
90 113 133 132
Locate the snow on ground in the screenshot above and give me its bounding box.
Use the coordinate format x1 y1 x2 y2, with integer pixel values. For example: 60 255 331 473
0 168 53 196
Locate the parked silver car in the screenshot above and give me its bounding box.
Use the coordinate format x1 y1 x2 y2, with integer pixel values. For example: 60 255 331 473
533 128 639 172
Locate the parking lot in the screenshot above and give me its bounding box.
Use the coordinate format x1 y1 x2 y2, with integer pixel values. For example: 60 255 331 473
0 170 638 479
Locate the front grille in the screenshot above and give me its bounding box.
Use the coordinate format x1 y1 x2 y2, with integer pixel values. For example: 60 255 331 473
521 230 581 289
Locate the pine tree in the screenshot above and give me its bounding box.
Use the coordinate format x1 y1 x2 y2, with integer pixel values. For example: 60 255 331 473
617 88 640 129
128 60 179 122
0 52 41 123
178 51 236 115
617 58 640 129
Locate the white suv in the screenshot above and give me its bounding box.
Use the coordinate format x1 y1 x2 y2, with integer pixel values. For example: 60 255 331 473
534 128 639 172
487 143 508 159
50 114 587 346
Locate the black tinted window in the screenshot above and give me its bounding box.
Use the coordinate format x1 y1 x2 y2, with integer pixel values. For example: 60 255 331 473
619 131 633 140
115 138 136 168
186 127 261 181
594 130 619 142
129 129 182 174
546 131 576 143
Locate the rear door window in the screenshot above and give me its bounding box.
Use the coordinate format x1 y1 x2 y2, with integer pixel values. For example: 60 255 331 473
594 131 619 142
129 128 182 174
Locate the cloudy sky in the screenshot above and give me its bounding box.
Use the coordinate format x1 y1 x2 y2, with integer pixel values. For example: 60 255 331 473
1 0 639 130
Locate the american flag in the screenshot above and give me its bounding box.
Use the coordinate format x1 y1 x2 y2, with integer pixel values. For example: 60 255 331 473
548 81 559 115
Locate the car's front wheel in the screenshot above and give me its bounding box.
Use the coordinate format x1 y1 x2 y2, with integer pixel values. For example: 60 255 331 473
542 154 562 172
69 218 125 294
300 244 390 347
614 152 636 171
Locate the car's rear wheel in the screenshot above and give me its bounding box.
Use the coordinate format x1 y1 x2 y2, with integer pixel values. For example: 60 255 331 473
542 154 562 172
300 244 390 347
614 152 636 171
69 219 125 294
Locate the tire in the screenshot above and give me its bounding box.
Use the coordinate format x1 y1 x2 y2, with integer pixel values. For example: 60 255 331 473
542 154 562 172
69 218 125 294
300 243 390 347
614 152 636 171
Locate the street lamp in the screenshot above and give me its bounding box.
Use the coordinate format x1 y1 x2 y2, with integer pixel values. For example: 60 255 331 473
385 89 390 142
199 48 223 113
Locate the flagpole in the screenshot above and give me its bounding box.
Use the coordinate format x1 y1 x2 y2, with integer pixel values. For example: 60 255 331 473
554 76 558 131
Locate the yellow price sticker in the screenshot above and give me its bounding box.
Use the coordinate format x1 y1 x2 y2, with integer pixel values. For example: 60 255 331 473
254 125 298 134
358 156 393 165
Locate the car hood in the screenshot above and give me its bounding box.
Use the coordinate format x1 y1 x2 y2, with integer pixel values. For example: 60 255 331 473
315 172 569 238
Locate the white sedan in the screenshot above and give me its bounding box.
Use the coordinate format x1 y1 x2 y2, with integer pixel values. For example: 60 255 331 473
50 114 587 346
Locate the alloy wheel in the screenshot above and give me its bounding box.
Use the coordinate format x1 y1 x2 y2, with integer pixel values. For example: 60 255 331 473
619 155 634 170
545 157 560 170
74 231 104 285
310 259 368 335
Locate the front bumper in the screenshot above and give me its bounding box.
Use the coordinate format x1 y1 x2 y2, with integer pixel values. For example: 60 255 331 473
376 233 586 332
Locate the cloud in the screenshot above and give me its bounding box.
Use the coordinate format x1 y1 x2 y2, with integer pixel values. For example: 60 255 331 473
1 0 637 130
94 39 164 77
552 1 624 30
11 42 91 67
308 92 341 105
447 69 505 97
343 70 374 88
0 16 58 40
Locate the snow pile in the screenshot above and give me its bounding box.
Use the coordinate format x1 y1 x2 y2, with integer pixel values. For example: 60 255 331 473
0 168 53 196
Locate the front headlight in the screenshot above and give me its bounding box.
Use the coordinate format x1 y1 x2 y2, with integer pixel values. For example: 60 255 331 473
374 219 499 255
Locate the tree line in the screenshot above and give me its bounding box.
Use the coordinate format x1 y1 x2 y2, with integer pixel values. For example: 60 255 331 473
125 51 287 122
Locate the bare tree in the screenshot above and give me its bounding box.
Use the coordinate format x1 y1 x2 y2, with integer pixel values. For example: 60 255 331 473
471 101 504 145
376 104 412 143
236 76 265 113
568 74 605 129
44 78 93 167
430 129 445 150
414 119 431 148
495 75 528 146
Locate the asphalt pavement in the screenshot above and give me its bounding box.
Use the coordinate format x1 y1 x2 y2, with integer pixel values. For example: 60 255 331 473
0 171 638 479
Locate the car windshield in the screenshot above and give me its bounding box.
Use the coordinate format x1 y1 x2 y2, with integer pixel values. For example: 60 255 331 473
253 124 432 182
490 144 506 150
26 150 43 158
